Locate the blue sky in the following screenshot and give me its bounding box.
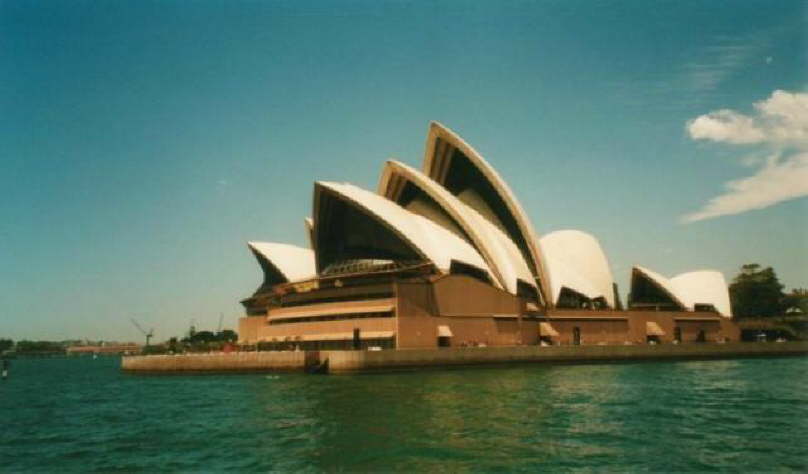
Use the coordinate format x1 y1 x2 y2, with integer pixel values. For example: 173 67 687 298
1 0 806 342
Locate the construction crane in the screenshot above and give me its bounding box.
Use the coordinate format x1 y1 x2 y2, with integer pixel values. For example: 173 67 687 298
130 318 154 347
217 313 224 333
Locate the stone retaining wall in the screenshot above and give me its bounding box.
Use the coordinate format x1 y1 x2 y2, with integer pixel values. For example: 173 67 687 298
121 342 807 374
324 342 808 373
121 351 307 373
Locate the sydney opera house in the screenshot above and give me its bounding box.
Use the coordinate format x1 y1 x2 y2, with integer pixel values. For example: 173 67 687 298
239 122 739 350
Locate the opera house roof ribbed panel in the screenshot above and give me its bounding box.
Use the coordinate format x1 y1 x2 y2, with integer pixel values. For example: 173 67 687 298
378 160 536 296
670 271 732 317
247 242 316 288
421 121 551 304
540 230 616 308
313 181 493 280
631 266 731 317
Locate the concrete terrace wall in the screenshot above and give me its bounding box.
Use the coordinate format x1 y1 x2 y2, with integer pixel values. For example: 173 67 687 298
324 342 808 374
122 351 307 373
120 342 808 374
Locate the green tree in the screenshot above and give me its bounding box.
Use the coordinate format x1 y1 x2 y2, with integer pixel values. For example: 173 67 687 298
15 340 64 354
0 339 14 352
190 331 216 344
216 330 237 343
729 264 785 319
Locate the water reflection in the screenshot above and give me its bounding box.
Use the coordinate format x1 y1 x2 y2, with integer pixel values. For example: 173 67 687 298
2 357 807 471
287 360 808 471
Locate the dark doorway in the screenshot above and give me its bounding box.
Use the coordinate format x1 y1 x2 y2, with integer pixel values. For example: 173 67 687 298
696 329 706 343
674 327 682 343
646 335 660 345
437 336 451 348
573 327 581 346
353 328 361 350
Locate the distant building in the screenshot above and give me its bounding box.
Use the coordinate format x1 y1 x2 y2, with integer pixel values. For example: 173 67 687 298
239 122 739 349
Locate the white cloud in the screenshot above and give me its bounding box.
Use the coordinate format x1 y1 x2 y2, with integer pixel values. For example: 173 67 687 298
682 152 808 222
687 109 765 144
687 90 808 147
755 90 808 144
682 90 808 222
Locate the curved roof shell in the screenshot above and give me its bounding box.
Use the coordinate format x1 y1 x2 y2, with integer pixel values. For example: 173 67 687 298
378 160 536 295
540 230 616 307
670 270 732 317
421 121 551 305
247 242 316 287
313 181 492 279
631 265 731 317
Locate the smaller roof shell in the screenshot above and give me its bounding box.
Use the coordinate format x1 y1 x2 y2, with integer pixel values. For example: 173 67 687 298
632 265 731 317
247 242 316 285
540 230 616 307
314 181 492 278
670 270 732 317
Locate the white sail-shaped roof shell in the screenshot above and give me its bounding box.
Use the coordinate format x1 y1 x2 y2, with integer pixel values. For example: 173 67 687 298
540 230 615 307
633 265 731 317
422 121 552 305
670 271 732 317
315 181 492 277
378 160 536 295
247 242 316 284
632 265 689 310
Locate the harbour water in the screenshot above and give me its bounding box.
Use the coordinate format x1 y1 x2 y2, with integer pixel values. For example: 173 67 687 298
1 356 806 471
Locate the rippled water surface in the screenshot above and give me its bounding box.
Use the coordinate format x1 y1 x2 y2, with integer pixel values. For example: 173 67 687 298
2 356 807 472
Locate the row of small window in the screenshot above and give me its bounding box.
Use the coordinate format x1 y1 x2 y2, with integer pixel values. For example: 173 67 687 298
256 338 395 351
279 292 393 308
540 327 710 344
268 311 394 325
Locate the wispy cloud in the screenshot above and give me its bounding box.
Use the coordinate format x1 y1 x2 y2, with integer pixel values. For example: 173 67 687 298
682 40 770 96
679 22 793 104
682 90 808 223
606 27 782 111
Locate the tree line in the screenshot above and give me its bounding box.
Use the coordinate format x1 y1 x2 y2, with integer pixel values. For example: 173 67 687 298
0 340 65 355
154 329 239 355
730 264 807 319
1 329 240 356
